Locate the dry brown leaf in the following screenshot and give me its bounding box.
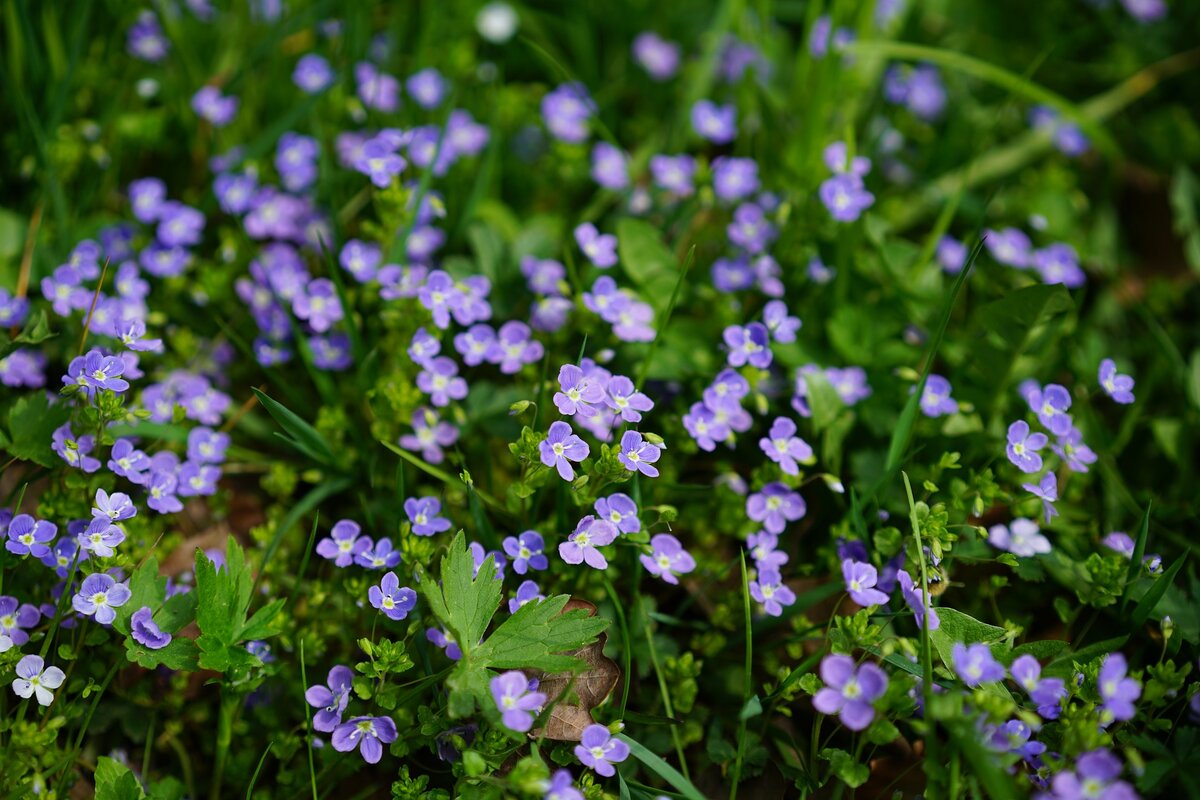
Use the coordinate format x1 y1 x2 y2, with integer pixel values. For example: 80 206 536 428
529 598 620 742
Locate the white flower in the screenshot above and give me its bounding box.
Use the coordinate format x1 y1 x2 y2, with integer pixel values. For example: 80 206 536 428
12 655 66 707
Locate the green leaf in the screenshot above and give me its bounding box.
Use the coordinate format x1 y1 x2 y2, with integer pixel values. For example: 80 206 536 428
1 308 54 357
616 217 679 308
1121 505 1152 612
3 391 70 467
1003 639 1070 665
821 748 869 789
973 284 1073 351
112 557 167 636
1132 552 1191 628
928 607 1010 671
944 717 1019 800
1043 635 1128 679
475 593 609 671
240 598 285 642
94 756 147 800
252 388 339 468
194 538 280 673
419 532 503 657
125 636 199 672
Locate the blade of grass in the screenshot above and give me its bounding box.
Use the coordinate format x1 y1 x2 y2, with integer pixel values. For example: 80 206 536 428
636 245 695 390
245 742 273 799
1131 551 1190 628
380 439 511 518
252 388 339 468
1121 503 1152 613
903 471 942 797
299 639 319 800
617 733 706 800
730 552 753 800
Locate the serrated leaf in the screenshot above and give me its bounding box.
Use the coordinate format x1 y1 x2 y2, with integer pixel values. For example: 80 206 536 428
420 532 502 656
94 756 147 800
477 594 609 671
3 391 71 467
112 557 167 636
125 636 199 672
240 598 285 641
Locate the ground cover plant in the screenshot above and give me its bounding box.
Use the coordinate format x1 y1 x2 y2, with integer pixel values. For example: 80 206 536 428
2 0 1200 797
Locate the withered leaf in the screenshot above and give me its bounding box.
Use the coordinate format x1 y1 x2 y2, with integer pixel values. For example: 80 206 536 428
529 598 620 741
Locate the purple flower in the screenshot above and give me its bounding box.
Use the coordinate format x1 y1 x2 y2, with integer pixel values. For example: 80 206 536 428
582 276 629 323
192 85 238 127
407 67 448 109
683 403 728 452
952 642 1005 687
704 368 750 412
594 493 639 534
1010 655 1066 719
640 534 695 584
820 174 874 222
332 715 397 764
984 227 1034 268
618 430 662 477
187 428 230 465
509 580 545 614
897 570 939 630
590 142 629 190
612 299 656 343
418 270 458 329
712 157 760 203
1098 653 1141 725
649 154 696 196
5 515 56 558
723 322 772 368
0 597 39 646
988 518 1051 557
41 537 83 578
603 375 653 423
355 62 400 112
747 483 806 534
574 223 617 269
559 517 618 569
1050 749 1136 800
1099 359 1135 404
491 671 547 733
762 300 801 343
368 572 417 621
503 532 548 575
354 135 408 188
453 324 495 367
408 327 443 366
842 560 889 606
399 407 459 464
293 54 334 94
1005 420 1048 473
147 471 183 514
750 569 796 616
727 203 775 254
405 497 452 537
540 422 590 481
1051 426 1097 473
554 364 606 418
52 424 100 473
543 769 584 800
427 627 462 661
488 321 543 374
632 32 681 80
813 655 888 731
339 240 382 284
93 489 135 523
574 724 629 777
130 606 172 650
919 374 958 417
1022 472 1059 524
1122 0 1166 22
691 99 737 144
72 573 132 625
1103 532 1135 558
1033 243 1086 288
306 665 354 733
541 83 594 143
127 11 169 62
747 531 789 571
759 417 813 476
417 356 468 407
72 350 130 397
293 279 343 334
316 520 371 567
1027 383 1073 435
937 236 968 274
356 538 402 570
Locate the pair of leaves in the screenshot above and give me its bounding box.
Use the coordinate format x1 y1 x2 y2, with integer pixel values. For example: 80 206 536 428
195 537 284 673
420 533 610 719
112 556 199 671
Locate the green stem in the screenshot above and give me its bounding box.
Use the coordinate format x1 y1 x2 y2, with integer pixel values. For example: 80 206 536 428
730 553 753 800
638 594 690 780
210 690 238 800
903 472 940 799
